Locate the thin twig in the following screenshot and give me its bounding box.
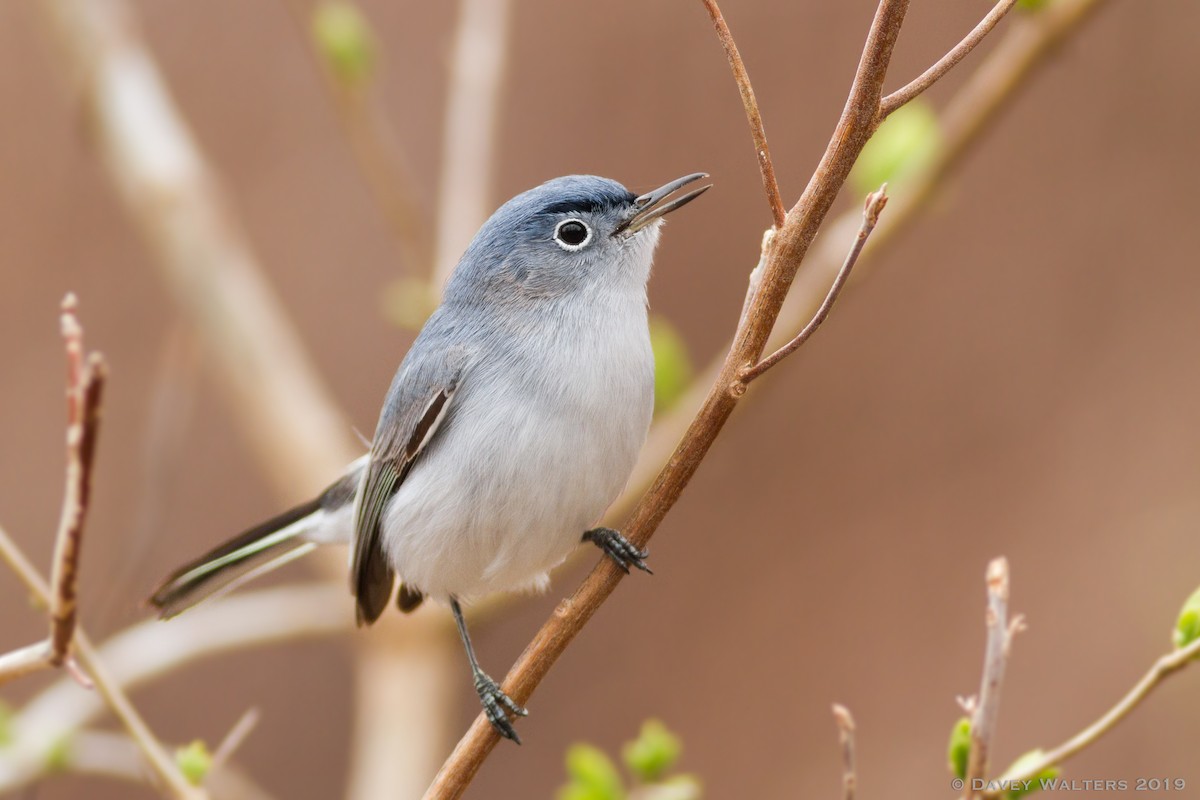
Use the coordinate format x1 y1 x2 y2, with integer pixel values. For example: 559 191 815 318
985 634 1200 796
832 704 857 800
211 708 262 770
963 558 1024 799
880 0 1020 118
49 298 104 677
699 0 786 228
0 297 105 690
738 186 888 386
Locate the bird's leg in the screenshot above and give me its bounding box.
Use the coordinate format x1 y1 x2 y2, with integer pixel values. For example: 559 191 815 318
450 597 528 743
583 527 652 574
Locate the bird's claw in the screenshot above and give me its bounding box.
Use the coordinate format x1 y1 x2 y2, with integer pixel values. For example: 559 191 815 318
474 671 527 744
584 527 653 574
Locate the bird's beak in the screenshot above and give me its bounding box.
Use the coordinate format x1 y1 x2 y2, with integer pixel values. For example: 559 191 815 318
616 172 712 235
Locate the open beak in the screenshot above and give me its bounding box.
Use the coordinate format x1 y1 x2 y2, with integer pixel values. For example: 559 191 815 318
616 172 712 235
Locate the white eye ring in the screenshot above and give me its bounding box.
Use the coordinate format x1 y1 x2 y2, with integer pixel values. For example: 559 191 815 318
553 219 592 251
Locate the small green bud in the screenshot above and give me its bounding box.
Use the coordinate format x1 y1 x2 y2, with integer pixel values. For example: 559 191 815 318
1173 586 1200 650
852 100 941 196
561 743 625 800
622 719 683 784
175 739 212 787
1000 749 1060 798
947 716 971 780
311 1 377 87
649 318 693 416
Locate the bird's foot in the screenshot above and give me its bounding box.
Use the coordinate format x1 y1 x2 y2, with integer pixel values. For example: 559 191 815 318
474 671 528 744
583 527 652 574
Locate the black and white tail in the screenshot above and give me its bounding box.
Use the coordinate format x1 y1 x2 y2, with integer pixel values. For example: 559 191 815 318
149 467 361 618
148 499 322 618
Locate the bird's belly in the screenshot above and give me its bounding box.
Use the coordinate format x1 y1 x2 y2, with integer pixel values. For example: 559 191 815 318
381 353 652 601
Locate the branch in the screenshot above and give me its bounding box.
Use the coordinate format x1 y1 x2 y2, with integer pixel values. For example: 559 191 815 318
699 0 786 228
832 704 857 800
880 0 1020 118
963 558 1024 799
986 634 1200 795
431 0 514 293
738 186 887 385
0 296 104 689
0 583 348 794
422 3 913 796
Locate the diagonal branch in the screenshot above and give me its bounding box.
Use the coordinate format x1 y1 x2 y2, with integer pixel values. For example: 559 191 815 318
422 3 913 797
986 633 1200 795
880 0 1020 118
699 0 786 228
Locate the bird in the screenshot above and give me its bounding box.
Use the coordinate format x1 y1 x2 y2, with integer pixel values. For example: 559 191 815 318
149 172 710 742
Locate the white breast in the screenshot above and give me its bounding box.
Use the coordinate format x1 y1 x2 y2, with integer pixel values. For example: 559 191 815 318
380 282 654 601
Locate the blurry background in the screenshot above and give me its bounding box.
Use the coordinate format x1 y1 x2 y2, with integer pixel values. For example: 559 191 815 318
2 0 1199 798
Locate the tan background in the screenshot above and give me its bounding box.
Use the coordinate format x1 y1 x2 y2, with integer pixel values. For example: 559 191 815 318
2 0 1199 798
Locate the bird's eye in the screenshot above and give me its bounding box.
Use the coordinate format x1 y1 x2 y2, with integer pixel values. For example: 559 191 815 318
553 219 591 250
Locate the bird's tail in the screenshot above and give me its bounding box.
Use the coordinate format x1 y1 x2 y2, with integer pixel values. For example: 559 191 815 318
149 498 323 618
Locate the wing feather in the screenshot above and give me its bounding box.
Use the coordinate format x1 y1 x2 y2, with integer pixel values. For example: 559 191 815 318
351 346 466 625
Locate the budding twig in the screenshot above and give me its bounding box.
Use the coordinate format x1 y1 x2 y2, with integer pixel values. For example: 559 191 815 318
832 704 857 800
737 186 888 386
963 558 1024 799
699 0 787 228
0 295 105 689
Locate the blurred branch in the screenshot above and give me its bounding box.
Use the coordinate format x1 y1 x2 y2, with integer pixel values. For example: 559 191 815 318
962 558 1024 799
0 299 103 690
831 704 857 800
739 186 887 385
879 0 1019 118
432 0 513 292
985 633 1200 796
0 583 348 793
283 0 433 273
40 0 359 497
699 0 786 228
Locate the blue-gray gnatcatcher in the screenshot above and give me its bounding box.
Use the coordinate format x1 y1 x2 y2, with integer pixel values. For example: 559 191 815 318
150 173 710 742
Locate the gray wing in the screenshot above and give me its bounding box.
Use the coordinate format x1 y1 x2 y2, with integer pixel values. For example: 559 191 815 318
353 345 468 625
